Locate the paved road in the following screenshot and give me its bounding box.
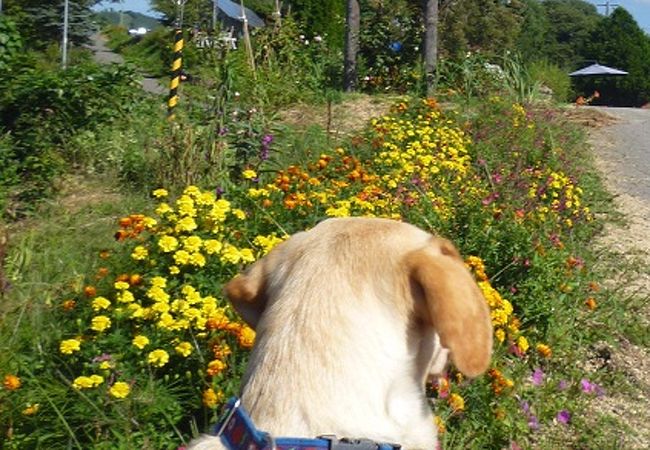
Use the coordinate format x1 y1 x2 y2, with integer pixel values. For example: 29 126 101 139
589 107 650 204
88 33 167 96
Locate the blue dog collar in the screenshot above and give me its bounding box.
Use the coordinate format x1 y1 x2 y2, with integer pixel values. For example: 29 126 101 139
213 397 401 450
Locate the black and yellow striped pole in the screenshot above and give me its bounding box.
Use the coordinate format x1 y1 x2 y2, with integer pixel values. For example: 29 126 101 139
167 28 184 121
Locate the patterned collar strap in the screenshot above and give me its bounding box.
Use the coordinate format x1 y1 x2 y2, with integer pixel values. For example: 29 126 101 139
213 397 401 450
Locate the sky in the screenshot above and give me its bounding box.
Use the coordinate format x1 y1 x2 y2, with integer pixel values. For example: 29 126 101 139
96 0 650 34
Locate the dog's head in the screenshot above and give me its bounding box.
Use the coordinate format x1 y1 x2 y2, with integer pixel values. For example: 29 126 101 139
225 217 492 380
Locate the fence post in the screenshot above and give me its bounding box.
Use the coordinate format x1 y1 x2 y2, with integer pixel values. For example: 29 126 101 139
167 28 184 121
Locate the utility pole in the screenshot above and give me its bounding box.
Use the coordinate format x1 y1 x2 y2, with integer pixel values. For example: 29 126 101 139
597 0 618 16
62 0 69 69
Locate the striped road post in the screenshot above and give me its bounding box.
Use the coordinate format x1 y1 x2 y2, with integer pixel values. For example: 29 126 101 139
167 28 184 121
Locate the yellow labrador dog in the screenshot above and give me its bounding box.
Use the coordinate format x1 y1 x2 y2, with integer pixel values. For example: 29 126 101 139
189 217 492 450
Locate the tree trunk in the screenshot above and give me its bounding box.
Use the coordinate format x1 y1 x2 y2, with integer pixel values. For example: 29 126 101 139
344 0 360 92
423 0 438 97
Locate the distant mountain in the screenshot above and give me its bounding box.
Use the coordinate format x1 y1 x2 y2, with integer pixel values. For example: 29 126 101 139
94 10 163 30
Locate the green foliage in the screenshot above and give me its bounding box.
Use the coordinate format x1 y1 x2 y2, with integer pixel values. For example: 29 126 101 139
4 0 98 49
579 8 650 106
0 62 144 217
539 0 601 69
439 0 523 58
357 0 423 93
288 0 346 48
0 16 24 71
528 60 571 102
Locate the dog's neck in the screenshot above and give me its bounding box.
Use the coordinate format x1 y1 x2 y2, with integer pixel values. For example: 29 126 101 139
238 287 438 450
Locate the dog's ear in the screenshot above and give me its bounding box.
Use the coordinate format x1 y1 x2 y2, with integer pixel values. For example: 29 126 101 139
224 253 274 329
406 238 492 378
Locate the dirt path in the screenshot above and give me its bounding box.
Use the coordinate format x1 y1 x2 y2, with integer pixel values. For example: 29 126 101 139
581 106 650 448
88 33 167 95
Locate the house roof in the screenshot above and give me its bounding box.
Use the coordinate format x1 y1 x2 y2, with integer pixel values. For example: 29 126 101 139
212 0 265 28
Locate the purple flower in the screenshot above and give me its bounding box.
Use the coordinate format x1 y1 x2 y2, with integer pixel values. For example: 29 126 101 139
556 410 571 425
527 414 540 430
519 400 530 414
580 378 605 396
558 380 570 390
531 368 544 386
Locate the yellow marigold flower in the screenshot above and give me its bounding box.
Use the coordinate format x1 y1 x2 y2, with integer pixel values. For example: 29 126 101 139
448 393 465 412
183 235 203 252
114 281 130 290
176 195 196 217
158 235 179 252
240 248 255 263
155 202 173 215
143 217 157 229
72 374 103 390
148 349 170 367
242 169 257 180
175 216 197 232
60 338 81 355
169 265 180 275
147 285 169 303
494 329 506 343
202 387 224 408
99 361 113 370
536 343 552 358
203 239 223 255
150 276 167 288
92 296 111 311
22 403 40 416
175 342 193 357
190 252 206 267
152 188 168 198
247 188 269 198
237 325 256 349
109 381 131 399
174 249 191 265
132 335 150 350
434 416 446 434
91 315 111 332
117 290 135 303
3 374 21 391
253 235 284 254
517 336 529 354
131 246 148 261
207 359 227 376
232 208 246 220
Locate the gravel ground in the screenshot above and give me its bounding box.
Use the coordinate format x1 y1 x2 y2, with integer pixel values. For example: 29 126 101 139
583 106 650 449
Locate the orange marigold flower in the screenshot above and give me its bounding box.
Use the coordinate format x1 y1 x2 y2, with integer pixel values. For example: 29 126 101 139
206 359 227 376
115 273 130 283
129 274 143 286
83 286 97 298
99 250 111 259
448 393 465 412
95 267 109 279
118 217 132 228
202 388 224 408
536 343 552 358
3 374 21 391
585 297 597 310
588 281 600 292
62 299 76 311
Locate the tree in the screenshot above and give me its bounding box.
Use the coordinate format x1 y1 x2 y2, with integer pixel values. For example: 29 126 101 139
423 0 438 96
3 0 99 48
541 0 601 68
439 0 523 58
343 0 360 91
580 7 650 106
516 0 551 63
